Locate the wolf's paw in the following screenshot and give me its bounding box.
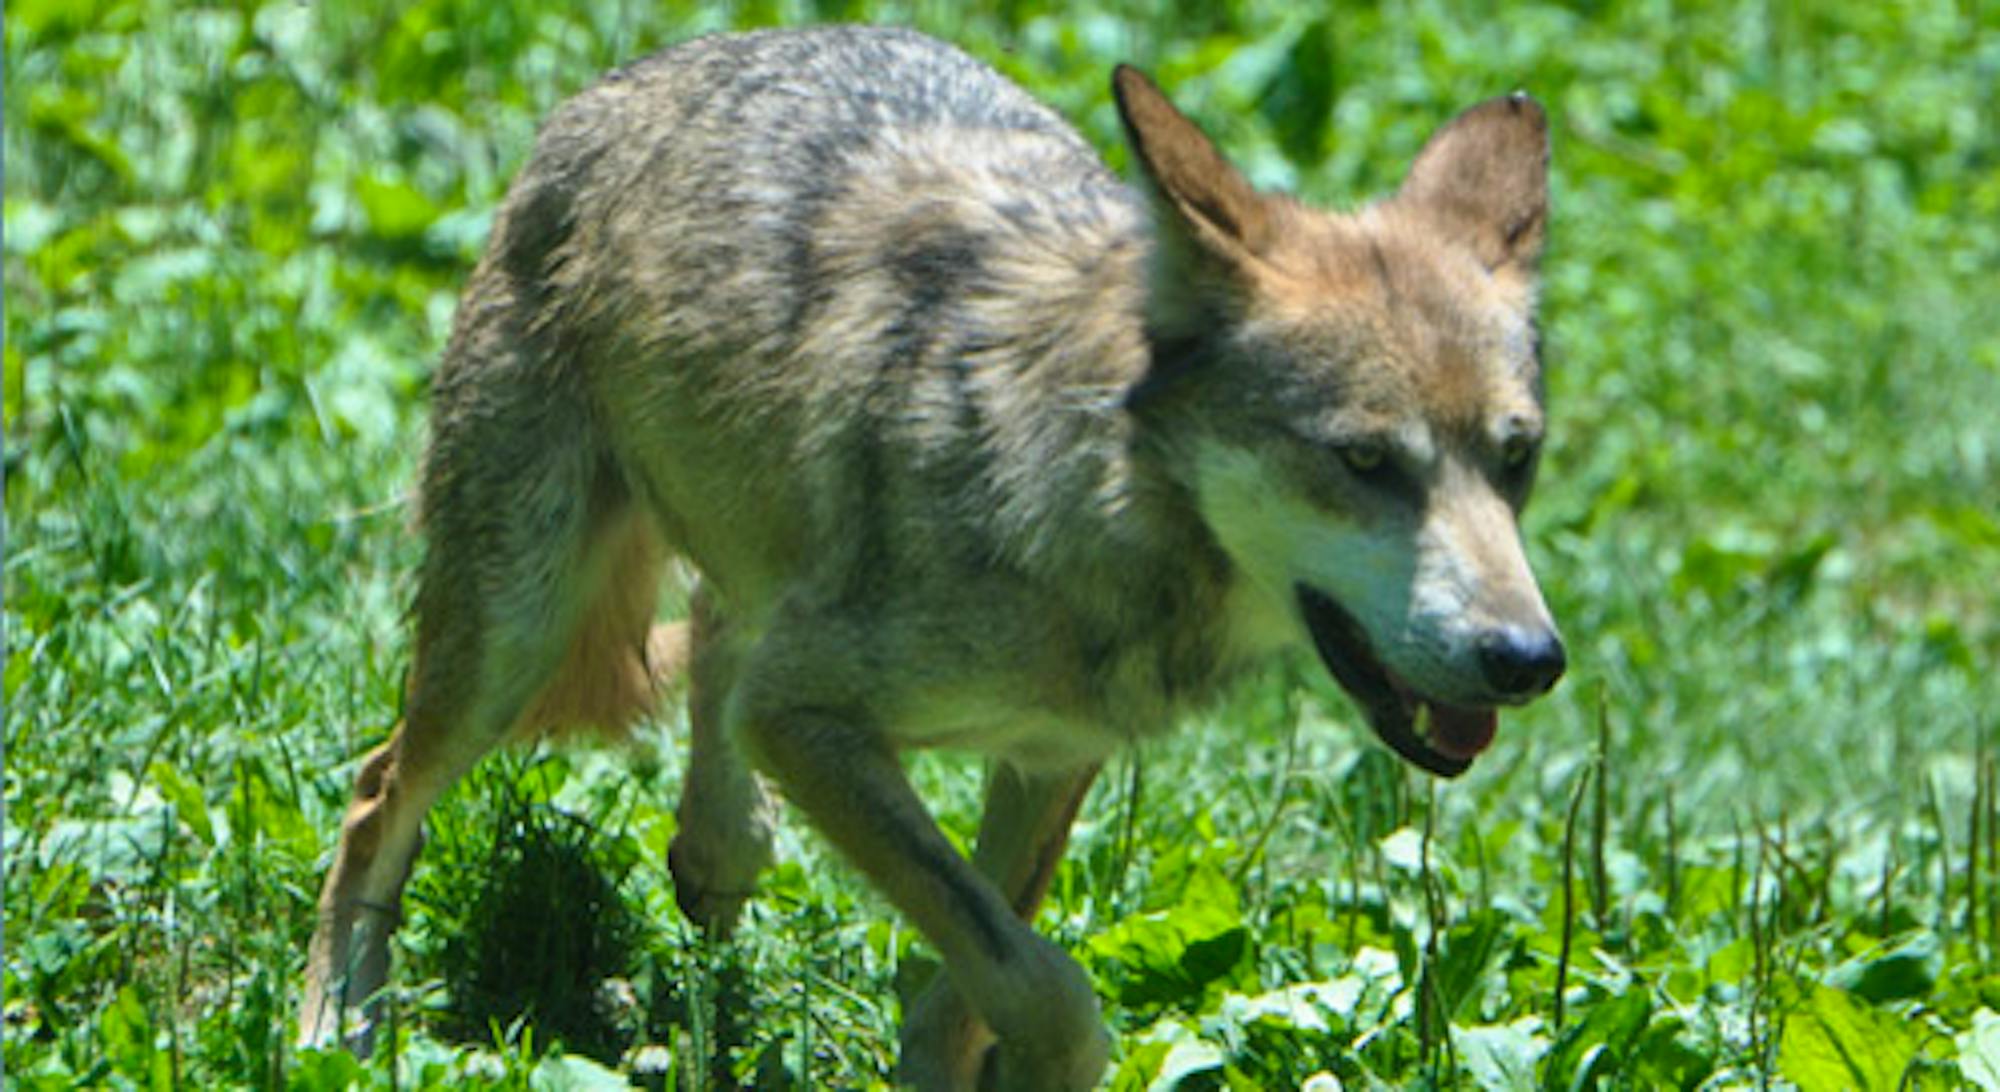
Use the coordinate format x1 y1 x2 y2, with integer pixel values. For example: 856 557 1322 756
666 836 757 936
898 982 991 1091
969 935 1109 1092
975 1024 1111 1092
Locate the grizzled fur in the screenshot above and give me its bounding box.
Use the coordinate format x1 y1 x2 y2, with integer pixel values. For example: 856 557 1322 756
301 26 1563 1091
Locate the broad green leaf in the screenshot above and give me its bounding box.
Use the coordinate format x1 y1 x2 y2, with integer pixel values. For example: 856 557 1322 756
1434 909 1513 1023
1828 933 1939 1004
1704 935 1755 987
1778 984 1917 1092
1109 1039 1175 1092
1630 1016 1716 1090
1150 1037 1226 1092
1216 978 1364 1035
1456 1017 1546 1091
287 1046 368 1090
1958 1008 2000 1092
529 1052 631 1091
1541 987 1650 1090
1087 864 1251 1008
148 759 214 846
1378 827 1427 873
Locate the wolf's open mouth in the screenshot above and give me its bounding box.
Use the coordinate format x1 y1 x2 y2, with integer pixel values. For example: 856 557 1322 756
1296 585 1497 778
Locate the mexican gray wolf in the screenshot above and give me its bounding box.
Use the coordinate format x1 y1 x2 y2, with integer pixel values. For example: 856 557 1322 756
299 24 1565 1090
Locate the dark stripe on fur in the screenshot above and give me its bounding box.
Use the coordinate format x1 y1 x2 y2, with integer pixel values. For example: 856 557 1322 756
880 222 988 375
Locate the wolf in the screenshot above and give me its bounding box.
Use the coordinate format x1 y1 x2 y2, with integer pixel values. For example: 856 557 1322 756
299 24 1564 1090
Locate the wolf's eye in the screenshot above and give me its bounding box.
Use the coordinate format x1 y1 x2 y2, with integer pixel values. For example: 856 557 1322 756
1339 442 1386 475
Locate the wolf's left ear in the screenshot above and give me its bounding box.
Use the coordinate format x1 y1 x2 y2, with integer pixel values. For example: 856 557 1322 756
1398 93 1549 272
1113 64 1275 269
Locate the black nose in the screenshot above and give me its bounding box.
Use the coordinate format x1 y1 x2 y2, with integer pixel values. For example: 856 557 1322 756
1476 627 1567 698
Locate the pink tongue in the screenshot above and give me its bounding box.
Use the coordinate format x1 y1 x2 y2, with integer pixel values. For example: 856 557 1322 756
1428 704 1497 760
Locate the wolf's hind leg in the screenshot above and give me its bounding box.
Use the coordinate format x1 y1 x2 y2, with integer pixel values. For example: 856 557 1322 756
899 761 1102 1090
667 586 777 936
299 414 667 1051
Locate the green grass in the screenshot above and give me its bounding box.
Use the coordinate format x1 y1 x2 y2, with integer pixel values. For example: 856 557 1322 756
7 0 1999 1087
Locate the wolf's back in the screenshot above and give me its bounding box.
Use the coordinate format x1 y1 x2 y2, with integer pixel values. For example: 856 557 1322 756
480 26 1125 353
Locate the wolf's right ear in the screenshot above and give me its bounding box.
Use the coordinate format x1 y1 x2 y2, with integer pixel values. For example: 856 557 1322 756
1113 65 1275 271
1397 93 1550 272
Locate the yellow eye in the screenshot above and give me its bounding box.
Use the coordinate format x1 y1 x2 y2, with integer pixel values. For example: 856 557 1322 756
1501 435 1538 468
1341 442 1386 474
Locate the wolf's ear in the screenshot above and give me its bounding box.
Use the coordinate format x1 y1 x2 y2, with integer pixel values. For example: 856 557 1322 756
1113 65 1274 267
1397 93 1549 271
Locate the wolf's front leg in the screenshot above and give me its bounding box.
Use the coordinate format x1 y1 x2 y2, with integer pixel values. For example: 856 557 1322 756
900 760 1102 1088
742 710 1109 1091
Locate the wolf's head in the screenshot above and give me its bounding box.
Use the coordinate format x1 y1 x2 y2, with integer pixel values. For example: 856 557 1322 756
1115 67 1564 777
